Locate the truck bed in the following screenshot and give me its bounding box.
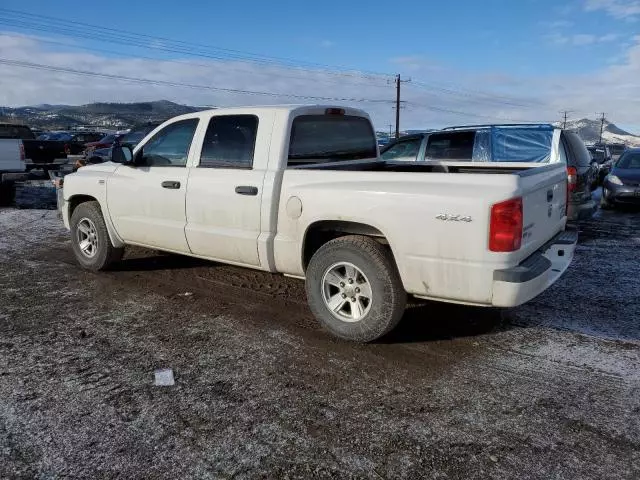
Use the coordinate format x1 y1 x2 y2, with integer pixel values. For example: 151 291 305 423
292 159 555 176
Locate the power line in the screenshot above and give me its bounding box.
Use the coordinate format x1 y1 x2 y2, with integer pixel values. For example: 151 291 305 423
0 7 556 109
0 33 393 90
408 81 545 108
0 8 393 81
405 102 556 123
0 57 397 104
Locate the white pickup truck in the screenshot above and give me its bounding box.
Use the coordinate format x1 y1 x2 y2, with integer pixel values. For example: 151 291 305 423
0 127 28 206
61 105 577 342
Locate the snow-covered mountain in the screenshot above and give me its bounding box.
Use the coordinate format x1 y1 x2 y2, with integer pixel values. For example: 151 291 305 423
556 118 640 146
0 101 204 129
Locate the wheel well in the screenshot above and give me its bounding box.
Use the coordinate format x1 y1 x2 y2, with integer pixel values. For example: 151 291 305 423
68 195 98 218
302 220 389 270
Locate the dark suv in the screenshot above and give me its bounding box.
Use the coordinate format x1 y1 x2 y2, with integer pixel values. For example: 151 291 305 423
380 124 597 221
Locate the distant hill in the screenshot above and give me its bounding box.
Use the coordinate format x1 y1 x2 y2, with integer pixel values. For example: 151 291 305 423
557 118 640 146
0 101 207 129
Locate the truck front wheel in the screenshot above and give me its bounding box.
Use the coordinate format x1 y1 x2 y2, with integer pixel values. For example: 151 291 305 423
305 235 406 342
70 201 124 271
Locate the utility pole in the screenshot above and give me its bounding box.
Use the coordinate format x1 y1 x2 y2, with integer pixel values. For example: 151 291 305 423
559 110 575 129
597 112 606 144
393 74 411 139
388 124 393 139
395 74 401 139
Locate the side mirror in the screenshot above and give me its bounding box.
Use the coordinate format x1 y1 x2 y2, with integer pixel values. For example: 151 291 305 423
111 145 133 164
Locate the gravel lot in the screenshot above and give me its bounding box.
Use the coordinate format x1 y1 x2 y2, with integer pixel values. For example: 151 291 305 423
0 181 639 479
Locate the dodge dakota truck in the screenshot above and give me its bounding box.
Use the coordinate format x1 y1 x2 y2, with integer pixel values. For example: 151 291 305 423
61 105 577 342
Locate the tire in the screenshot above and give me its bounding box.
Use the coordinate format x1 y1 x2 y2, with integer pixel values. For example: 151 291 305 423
0 180 16 207
600 194 613 210
305 235 407 342
70 201 124 271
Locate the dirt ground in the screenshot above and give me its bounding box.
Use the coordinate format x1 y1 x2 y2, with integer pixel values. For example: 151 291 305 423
1 181 639 479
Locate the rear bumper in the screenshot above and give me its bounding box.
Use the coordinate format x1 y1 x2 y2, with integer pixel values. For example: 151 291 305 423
491 229 578 307
1 172 29 183
25 158 69 167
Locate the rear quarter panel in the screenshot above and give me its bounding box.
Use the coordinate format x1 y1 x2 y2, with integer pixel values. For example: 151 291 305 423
274 163 568 304
275 169 518 303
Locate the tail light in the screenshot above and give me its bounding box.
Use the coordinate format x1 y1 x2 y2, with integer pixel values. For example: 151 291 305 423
567 166 577 192
64 144 71 155
19 143 25 161
489 197 523 252
565 179 569 216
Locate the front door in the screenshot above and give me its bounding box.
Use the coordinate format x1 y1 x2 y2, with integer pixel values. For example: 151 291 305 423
185 114 265 266
107 118 199 253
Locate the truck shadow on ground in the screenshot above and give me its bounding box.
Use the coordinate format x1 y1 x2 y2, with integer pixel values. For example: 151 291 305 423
113 251 209 272
382 302 509 344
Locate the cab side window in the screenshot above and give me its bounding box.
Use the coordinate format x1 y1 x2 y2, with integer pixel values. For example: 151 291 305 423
381 138 422 161
140 119 199 167
199 115 258 168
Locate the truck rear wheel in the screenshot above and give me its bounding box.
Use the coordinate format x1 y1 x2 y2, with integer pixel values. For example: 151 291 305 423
70 201 124 271
305 235 406 342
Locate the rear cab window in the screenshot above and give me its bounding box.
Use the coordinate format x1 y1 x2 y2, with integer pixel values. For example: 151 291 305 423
288 114 377 167
0 124 35 140
425 131 475 160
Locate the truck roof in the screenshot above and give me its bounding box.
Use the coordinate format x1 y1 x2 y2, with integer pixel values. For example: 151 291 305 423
167 104 371 122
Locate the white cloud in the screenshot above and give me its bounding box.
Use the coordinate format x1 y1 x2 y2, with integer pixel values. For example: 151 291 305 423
546 32 620 45
540 20 575 29
1 32 640 133
584 0 640 19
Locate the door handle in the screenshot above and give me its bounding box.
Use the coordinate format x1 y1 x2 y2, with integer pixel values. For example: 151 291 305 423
235 186 258 196
161 181 181 189
547 190 554 202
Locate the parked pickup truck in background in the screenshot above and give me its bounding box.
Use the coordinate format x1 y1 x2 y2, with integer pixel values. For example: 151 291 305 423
381 124 598 222
24 131 103 171
61 105 577 342
0 123 29 205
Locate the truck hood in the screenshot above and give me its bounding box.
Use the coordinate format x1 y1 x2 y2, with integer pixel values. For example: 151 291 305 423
77 162 120 174
613 168 640 183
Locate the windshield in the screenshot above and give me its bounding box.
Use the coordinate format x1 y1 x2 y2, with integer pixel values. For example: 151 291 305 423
98 134 116 143
288 114 377 166
616 152 640 169
588 147 606 163
121 126 156 145
0 124 35 140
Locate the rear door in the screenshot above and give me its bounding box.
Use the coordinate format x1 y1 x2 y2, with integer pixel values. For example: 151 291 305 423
185 113 268 267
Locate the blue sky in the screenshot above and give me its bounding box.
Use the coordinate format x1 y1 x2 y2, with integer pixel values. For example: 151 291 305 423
1 0 640 130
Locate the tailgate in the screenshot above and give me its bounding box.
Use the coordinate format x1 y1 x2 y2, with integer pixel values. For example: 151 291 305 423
24 140 67 162
519 164 567 255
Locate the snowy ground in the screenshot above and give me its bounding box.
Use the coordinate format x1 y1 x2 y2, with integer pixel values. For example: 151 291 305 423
0 183 639 479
